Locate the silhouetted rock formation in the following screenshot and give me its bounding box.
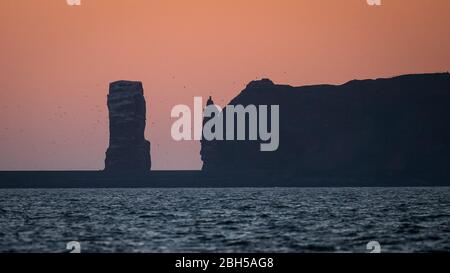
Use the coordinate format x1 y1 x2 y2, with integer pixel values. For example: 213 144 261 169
200 96 221 171
105 81 151 172
201 73 450 181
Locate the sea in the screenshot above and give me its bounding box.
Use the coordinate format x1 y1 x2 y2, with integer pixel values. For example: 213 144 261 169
0 187 449 253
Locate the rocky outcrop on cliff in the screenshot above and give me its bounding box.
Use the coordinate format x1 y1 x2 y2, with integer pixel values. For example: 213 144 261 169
200 96 222 171
105 81 151 172
201 73 450 181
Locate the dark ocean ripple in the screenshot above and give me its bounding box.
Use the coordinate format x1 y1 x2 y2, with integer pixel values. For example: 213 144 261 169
0 187 449 253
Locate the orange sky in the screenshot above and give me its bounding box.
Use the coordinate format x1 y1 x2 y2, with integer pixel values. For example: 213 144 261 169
0 0 449 170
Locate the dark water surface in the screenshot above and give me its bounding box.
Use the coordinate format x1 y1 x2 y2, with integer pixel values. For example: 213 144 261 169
0 187 449 252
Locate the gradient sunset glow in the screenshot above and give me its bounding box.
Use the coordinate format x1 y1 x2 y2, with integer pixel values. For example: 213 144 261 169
0 0 449 170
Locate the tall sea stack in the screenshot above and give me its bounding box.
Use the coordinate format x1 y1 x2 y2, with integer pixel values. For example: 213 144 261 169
105 81 151 172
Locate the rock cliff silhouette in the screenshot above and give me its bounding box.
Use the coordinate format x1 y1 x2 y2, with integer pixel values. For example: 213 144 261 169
104 81 151 172
201 73 450 181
